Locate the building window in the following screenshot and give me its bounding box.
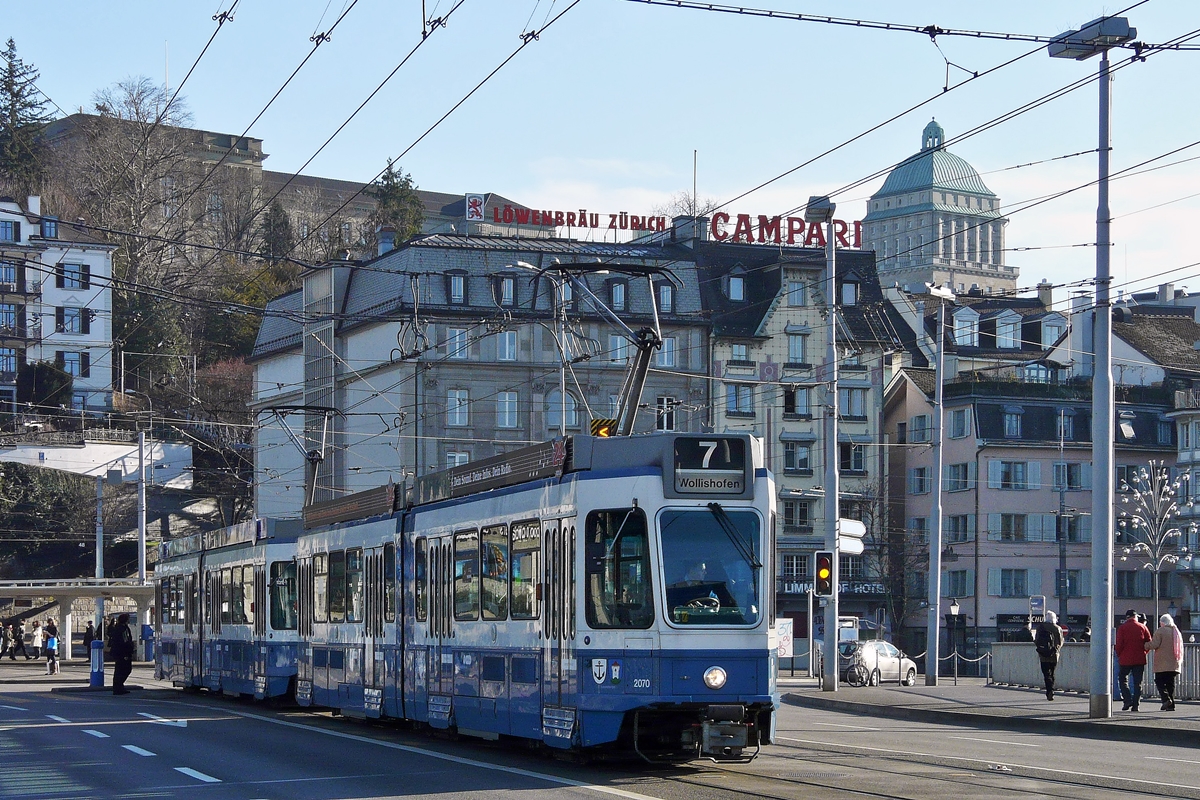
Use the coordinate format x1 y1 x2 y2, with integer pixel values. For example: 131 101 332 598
782 501 811 530
610 280 626 311
1000 568 1028 597
657 282 673 313
908 467 931 494
910 414 931 443
71 391 86 411
945 463 971 492
608 334 629 363
949 408 968 439
1055 569 1084 598
725 383 754 415
839 443 866 473
999 461 1028 490
787 334 807 364
448 328 469 359
946 515 972 542
0 348 15 373
656 337 677 368
953 313 978 347
41 218 57 239
997 320 1019 349
1181 422 1192 450
783 386 810 416
730 343 749 363
1054 462 1086 491
1003 411 1022 438
840 554 865 580
447 389 469 427
781 553 808 579
656 396 676 431
1159 420 1173 445
841 282 858 306
56 263 90 290
784 441 811 473
0 221 16 242
496 330 517 361
0 261 15 284
448 273 466 304
909 517 929 543
56 351 90 378
947 570 970 597
546 390 578 429
728 275 744 301
1057 412 1074 441
1000 514 1027 542
496 391 518 429
787 280 806 306
838 387 867 418
446 451 470 469
0 304 14 332
1116 570 1148 599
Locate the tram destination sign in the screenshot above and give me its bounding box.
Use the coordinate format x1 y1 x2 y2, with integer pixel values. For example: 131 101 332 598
416 438 567 505
670 436 751 498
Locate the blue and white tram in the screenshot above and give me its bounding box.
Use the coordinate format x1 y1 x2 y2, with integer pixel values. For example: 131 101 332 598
292 432 777 762
155 519 303 699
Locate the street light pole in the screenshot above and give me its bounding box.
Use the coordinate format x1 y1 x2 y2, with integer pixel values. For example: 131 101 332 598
1049 14 1136 721
926 284 955 685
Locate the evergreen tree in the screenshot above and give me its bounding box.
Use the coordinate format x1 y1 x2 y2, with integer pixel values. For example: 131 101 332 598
0 39 52 195
367 160 423 247
259 200 294 265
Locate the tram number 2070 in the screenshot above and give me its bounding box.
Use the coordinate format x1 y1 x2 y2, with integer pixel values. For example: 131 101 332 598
632 678 651 689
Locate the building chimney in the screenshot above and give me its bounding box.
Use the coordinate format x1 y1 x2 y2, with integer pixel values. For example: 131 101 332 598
26 196 39 217
1037 279 1053 309
671 216 709 245
1158 282 1174 304
378 225 396 256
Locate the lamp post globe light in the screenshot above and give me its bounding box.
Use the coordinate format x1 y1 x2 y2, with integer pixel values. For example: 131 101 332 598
1048 13 1136 720
1118 462 1196 625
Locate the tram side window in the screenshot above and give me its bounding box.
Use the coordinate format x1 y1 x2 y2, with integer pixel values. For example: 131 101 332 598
173 577 184 624
243 567 255 626
454 529 480 620
328 550 347 623
221 568 233 625
313 553 328 623
415 538 428 622
232 566 247 624
510 520 540 620
345 548 364 623
481 524 509 620
270 561 298 630
383 543 396 623
585 508 653 629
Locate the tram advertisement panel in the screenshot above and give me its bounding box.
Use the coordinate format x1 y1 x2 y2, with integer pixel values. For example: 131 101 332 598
669 436 751 499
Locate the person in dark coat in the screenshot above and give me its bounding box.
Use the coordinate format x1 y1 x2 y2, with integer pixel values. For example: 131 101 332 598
109 613 135 695
11 621 29 659
82 621 95 658
1034 610 1065 701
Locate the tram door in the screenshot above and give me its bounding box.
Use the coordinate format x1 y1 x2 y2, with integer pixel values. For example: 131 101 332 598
542 518 577 709
362 546 382 714
428 537 454 698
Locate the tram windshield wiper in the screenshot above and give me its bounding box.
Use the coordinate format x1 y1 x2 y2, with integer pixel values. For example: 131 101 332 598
706 502 761 570
604 507 638 559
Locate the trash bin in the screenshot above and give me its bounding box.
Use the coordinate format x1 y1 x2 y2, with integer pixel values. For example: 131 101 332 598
140 624 154 661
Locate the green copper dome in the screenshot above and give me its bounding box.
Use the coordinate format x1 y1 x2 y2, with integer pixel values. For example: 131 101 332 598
875 119 995 198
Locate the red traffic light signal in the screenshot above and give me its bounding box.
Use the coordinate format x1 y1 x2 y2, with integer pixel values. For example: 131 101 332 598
814 550 834 597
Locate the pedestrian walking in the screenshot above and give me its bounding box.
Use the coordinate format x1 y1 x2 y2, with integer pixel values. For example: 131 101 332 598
0 622 10 658
1034 610 1065 701
29 621 42 659
1115 608 1152 711
44 632 58 675
10 622 28 659
82 621 95 658
109 613 135 695
1146 613 1184 711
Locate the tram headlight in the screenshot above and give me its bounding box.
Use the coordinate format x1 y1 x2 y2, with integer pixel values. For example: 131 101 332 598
703 666 728 690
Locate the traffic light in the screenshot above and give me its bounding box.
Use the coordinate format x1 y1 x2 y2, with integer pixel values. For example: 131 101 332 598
814 550 834 597
591 418 616 437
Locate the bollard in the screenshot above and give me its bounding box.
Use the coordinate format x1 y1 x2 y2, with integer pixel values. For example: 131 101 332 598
90 639 105 687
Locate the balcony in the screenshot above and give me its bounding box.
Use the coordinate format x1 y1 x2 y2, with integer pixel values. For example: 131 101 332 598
1176 389 1200 411
0 281 39 297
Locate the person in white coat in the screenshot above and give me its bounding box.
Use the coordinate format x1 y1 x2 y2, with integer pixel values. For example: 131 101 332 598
1145 613 1183 711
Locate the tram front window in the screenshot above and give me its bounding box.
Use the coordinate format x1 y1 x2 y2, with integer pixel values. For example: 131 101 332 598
270 561 297 630
585 508 653 629
661 507 761 626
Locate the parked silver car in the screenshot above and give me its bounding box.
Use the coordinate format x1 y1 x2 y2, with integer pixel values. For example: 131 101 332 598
838 640 918 686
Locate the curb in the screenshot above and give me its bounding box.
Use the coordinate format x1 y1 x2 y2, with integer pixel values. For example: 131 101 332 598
51 684 146 694
782 691 1200 748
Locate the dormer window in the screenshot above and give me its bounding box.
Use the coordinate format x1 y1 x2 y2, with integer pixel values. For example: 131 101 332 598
446 271 467 305
494 275 516 307
1043 320 1065 347
610 279 627 311
841 281 858 306
41 217 57 239
728 275 745 301
997 318 1019 349
657 281 674 313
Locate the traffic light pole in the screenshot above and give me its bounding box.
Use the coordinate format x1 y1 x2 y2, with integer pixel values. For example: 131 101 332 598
818 205 839 692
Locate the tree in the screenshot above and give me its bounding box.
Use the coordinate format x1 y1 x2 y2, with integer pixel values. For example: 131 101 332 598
16 361 72 412
0 38 52 196
652 189 722 220
0 464 97 579
259 200 294 265
366 160 423 248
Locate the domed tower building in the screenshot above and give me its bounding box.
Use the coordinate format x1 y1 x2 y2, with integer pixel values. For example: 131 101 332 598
863 120 1017 295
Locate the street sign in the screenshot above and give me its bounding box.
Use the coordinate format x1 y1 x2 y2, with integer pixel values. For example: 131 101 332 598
1029 595 1046 618
838 537 865 555
837 517 866 554
776 618 794 658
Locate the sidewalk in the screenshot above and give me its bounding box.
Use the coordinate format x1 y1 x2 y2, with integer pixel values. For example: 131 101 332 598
779 674 1200 747
0 655 156 693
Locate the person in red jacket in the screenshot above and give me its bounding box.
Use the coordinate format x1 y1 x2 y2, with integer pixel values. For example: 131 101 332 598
1114 608 1152 711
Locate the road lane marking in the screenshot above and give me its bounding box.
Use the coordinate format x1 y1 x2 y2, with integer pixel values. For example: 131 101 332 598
46 715 70 723
123 745 156 757
0 705 28 711
809 721 881 730
175 767 220 783
775 735 1200 795
949 736 1040 748
138 712 187 728
202 706 665 800
1147 756 1200 765
83 730 110 738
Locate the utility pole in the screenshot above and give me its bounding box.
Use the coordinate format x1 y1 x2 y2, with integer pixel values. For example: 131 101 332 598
926 284 955 686
1058 409 1069 623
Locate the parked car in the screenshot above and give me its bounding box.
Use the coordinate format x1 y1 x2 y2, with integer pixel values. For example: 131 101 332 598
838 639 918 686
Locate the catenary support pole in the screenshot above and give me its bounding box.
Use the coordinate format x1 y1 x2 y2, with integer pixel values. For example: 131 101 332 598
821 211 839 691
927 298 947 685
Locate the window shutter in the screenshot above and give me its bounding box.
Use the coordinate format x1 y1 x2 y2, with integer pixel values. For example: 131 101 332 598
940 571 949 597
1028 515 1043 542
987 460 1001 489
80 351 90 377
987 568 1001 596
967 515 977 541
81 264 91 289
1080 514 1092 542
1042 513 1059 542
1082 463 1093 490
54 350 64 369
967 461 977 489
1079 568 1092 597
1052 569 1063 598
987 513 1001 540
907 469 918 495
55 307 64 332
965 570 975 597
1136 570 1153 598
81 310 90 335
12 221 19 242
1027 461 1041 490
1053 462 1065 491
1029 568 1042 594
55 265 64 289
942 464 952 491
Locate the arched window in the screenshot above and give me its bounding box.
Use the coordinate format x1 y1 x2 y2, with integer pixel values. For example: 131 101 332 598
546 390 578 430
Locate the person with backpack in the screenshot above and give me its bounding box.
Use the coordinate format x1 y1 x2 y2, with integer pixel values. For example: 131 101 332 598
11 621 29 659
1115 608 1152 711
1034 610 1065 701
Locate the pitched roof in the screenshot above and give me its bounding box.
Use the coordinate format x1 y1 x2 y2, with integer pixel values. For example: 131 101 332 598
1113 308 1200 375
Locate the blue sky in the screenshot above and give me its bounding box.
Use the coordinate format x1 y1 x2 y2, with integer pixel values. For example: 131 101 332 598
8 1 1198 304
